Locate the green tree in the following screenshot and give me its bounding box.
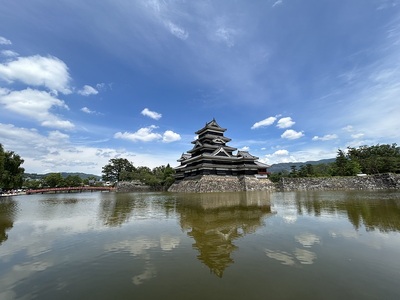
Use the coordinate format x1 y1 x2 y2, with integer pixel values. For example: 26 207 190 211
289 165 298 177
347 144 400 174
64 175 83 187
23 178 42 189
333 149 361 176
102 158 135 182
44 173 64 188
0 147 25 190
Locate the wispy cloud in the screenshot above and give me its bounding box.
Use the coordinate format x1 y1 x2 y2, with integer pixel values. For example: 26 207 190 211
0 123 170 173
81 107 101 115
78 85 98 96
0 36 12 45
312 134 338 141
272 0 283 8
215 27 236 47
0 88 74 129
165 21 189 40
141 108 162 120
351 133 364 139
1 50 19 57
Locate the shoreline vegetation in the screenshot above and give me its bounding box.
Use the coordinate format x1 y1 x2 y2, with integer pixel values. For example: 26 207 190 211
1 143 400 195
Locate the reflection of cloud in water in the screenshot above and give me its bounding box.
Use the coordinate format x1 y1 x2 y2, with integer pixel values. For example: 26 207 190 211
105 237 159 256
295 233 321 248
294 248 317 265
105 236 180 285
282 214 297 224
105 237 159 285
160 235 180 251
329 230 359 239
0 260 53 300
132 261 157 285
265 248 317 266
330 229 394 250
265 249 295 266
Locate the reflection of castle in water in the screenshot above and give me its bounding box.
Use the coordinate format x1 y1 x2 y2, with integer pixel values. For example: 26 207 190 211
177 191 273 277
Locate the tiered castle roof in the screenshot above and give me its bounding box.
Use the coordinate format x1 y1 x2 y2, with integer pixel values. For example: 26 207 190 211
174 119 269 180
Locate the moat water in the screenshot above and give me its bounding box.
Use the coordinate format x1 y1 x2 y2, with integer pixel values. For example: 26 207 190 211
1 190 400 300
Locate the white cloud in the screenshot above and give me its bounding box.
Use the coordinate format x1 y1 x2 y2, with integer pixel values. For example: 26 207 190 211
114 125 162 142
342 125 354 132
162 130 181 143
274 149 289 156
81 107 98 114
1 50 19 57
41 119 74 129
165 21 189 40
312 134 338 141
0 36 12 45
272 0 283 8
239 146 250 151
351 133 364 139
48 130 69 141
261 149 297 164
0 55 71 94
0 88 74 129
295 233 321 248
281 129 304 140
141 108 162 120
251 116 277 129
78 85 98 96
277 117 295 129
114 125 181 144
215 27 236 47
0 123 178 174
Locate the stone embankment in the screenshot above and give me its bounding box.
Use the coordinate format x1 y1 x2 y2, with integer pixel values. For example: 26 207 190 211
118 174 400 193
168 175 275 193
168 173 400 193
278 173 400 191
116 181 151 192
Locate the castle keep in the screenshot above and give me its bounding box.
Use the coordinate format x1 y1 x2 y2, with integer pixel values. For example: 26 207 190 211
174 119 269 180
169 119 274 193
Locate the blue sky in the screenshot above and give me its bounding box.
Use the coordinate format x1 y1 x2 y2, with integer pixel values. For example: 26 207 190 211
1 0 399 175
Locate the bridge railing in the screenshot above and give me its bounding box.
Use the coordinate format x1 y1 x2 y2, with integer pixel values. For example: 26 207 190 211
26 186 116 194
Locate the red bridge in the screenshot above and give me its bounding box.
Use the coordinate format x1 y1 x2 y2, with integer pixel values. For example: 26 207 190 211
26 186 116 195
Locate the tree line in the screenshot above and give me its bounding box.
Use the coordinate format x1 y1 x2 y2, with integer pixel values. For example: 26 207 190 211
23 173 99 189
2 143 399 190
269 143 400 182
101 158 175 190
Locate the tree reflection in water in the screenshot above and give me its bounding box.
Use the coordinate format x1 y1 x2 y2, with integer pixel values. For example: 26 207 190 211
0 198 17 245
293 190 400 232
176 191 274 277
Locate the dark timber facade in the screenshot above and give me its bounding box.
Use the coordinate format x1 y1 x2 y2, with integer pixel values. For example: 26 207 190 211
174 119 269 181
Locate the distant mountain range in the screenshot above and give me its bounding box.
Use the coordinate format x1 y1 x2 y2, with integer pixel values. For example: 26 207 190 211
268 158 335 173
24 172 101 180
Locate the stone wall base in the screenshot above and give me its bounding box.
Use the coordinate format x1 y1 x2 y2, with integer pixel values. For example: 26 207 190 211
168 175 275 193
116 181 151 192
278 173 400 191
